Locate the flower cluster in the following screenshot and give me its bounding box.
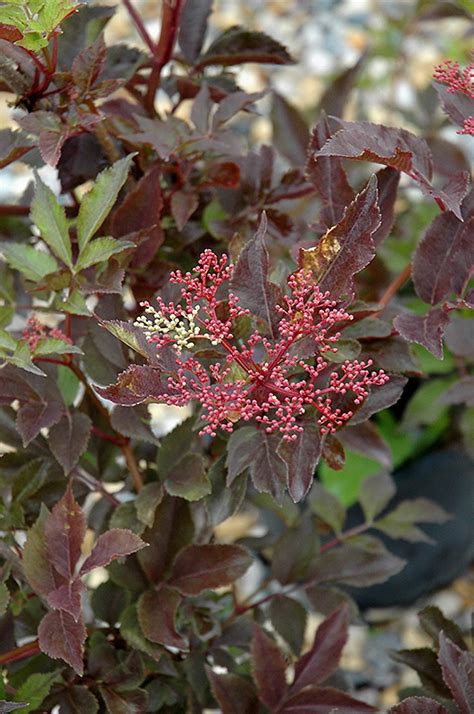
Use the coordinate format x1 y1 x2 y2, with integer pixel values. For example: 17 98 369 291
135 251 389 440
23 316 72 351
433 55 474 136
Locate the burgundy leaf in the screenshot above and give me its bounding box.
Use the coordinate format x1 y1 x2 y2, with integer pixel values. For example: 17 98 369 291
94 365 170 406
389 697 450 714
439 376 474 407
198 26 294 68
212 91 265 130
317 53 367 119
206 667 258 714
340 421 392 468
348 375 408 425
98 685 148 714
278 423 322 502
372 167 400 246
48 411 91 474
434 81 474 131
170 189 199 231
413 209 474 305
79 528 147 575
111 164 164 266
272 93 310 167
138 586 187 649
0 23 23 42
438 632 474 714
444 314 474 358
418 605 467 652
46 579 85 621
391 648 450 699
39 130 68 167
280 686 377 713
308 537 406 587
72 33 106 93
44 487 86 580
394 307 450 358
291 605 349 694
298 175 380 300
305 113 355 229
226 427 263 484
22 509 59 598
168 544 252 595
231 212 282 337
251 431 288 500
251 624 288 709
38 609 86 675
179 0 213 64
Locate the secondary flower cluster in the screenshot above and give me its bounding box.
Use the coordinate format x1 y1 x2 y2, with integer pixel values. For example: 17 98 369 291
23 316 72 351
433 55 474 136
135 250 389 440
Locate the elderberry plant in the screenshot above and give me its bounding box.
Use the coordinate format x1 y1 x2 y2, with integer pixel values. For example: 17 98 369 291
0 1 472 712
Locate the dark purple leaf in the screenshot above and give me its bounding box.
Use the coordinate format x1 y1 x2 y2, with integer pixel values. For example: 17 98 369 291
137 587 187 649
321 434 345 471
375 498 451 544
80 529 147 575
444 314 474 358
226 427 262 483
46 579 85 621
269 596 307 656
44 487 86 580
94 365 170 406
439 376 474 407
413 211 474 305
272 515 319 585
98 685 148 714
317 53 367 119
212 90 265 129
38 609 86 676
72 33 106 93
190 83 212 133
206 667 258 714
168 544 252 595
48 412 91 474
349 375 408 425
418 605 467 651
231 213 282 337
392 648 450 698
298 175 380 300
271 93 309 167
250 431 288 500
278 423 322 502
138 497 194 584
394 307 450 358
360 337 420 374
305 114 355 229
251 624 287 709
359 472 396 522
389 697 449 714
308 537 406 587
198 26 294 68
111 164 164 266
438 632 474 714
291 605 349 694
280 686 377 713
170 189 199 231
340 421 392 468
39 130 68 167
434 81 474 131
372 167 400 246
179 0 213 64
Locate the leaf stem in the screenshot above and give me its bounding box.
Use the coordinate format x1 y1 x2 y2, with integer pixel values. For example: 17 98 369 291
0 639 40 666
144 0 184 115
122 0 157 55
376 262 412 312
121 441 143 492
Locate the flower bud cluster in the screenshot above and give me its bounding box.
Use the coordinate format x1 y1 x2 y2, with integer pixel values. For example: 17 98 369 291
23 316 72 351
433 55 474 136
135 250 389 440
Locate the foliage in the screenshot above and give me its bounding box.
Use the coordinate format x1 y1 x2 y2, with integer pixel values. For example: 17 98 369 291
0 0 472 711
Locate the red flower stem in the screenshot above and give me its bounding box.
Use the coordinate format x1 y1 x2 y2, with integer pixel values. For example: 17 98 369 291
122 0 157 55
0 639 40 666
144 0 184 115
33 356 69 366
91 425 128 446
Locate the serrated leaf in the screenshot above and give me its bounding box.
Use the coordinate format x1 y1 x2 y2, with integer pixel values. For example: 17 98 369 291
51 686 99 714
359 472 396 522
178 0 212 64
34 337 83 357
438 634 474 714
298 175 380 300
206 667 258 714
98 686 148 714
418 605 467 651
198 25 294 68
168 544 252 595
44 487 86 579
38 609 86 675
94 365 169 406
391 648 451 699
170 189 199 231
75 236 134 271
281 687 377 713
48 412 91 474
278 423 322 502
251 624 287 709
22 506 56 597
77 154 135 250
135 482 164 528
79 529 147 575
388 697 449 714
0 242 59 281
30 172 72 268
290 605 349 695
72 32 105 93
231 213 282 337
14 671 62 712
137 586 187 649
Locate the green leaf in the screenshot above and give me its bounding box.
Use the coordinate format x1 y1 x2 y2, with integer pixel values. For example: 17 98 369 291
76 154 135 250
319 449 381 507
374 498 451 544
34 338 83 357
53 289 91 315
402 378 454 429
359 472 396 522
75 236 134 271
135 482 164 529
0 582 9 617
0 329 17 353
8 341 45 376
164 453 211 501
30 172 72 268
14 672 62 712
57 364 80 406
0 242 58 282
